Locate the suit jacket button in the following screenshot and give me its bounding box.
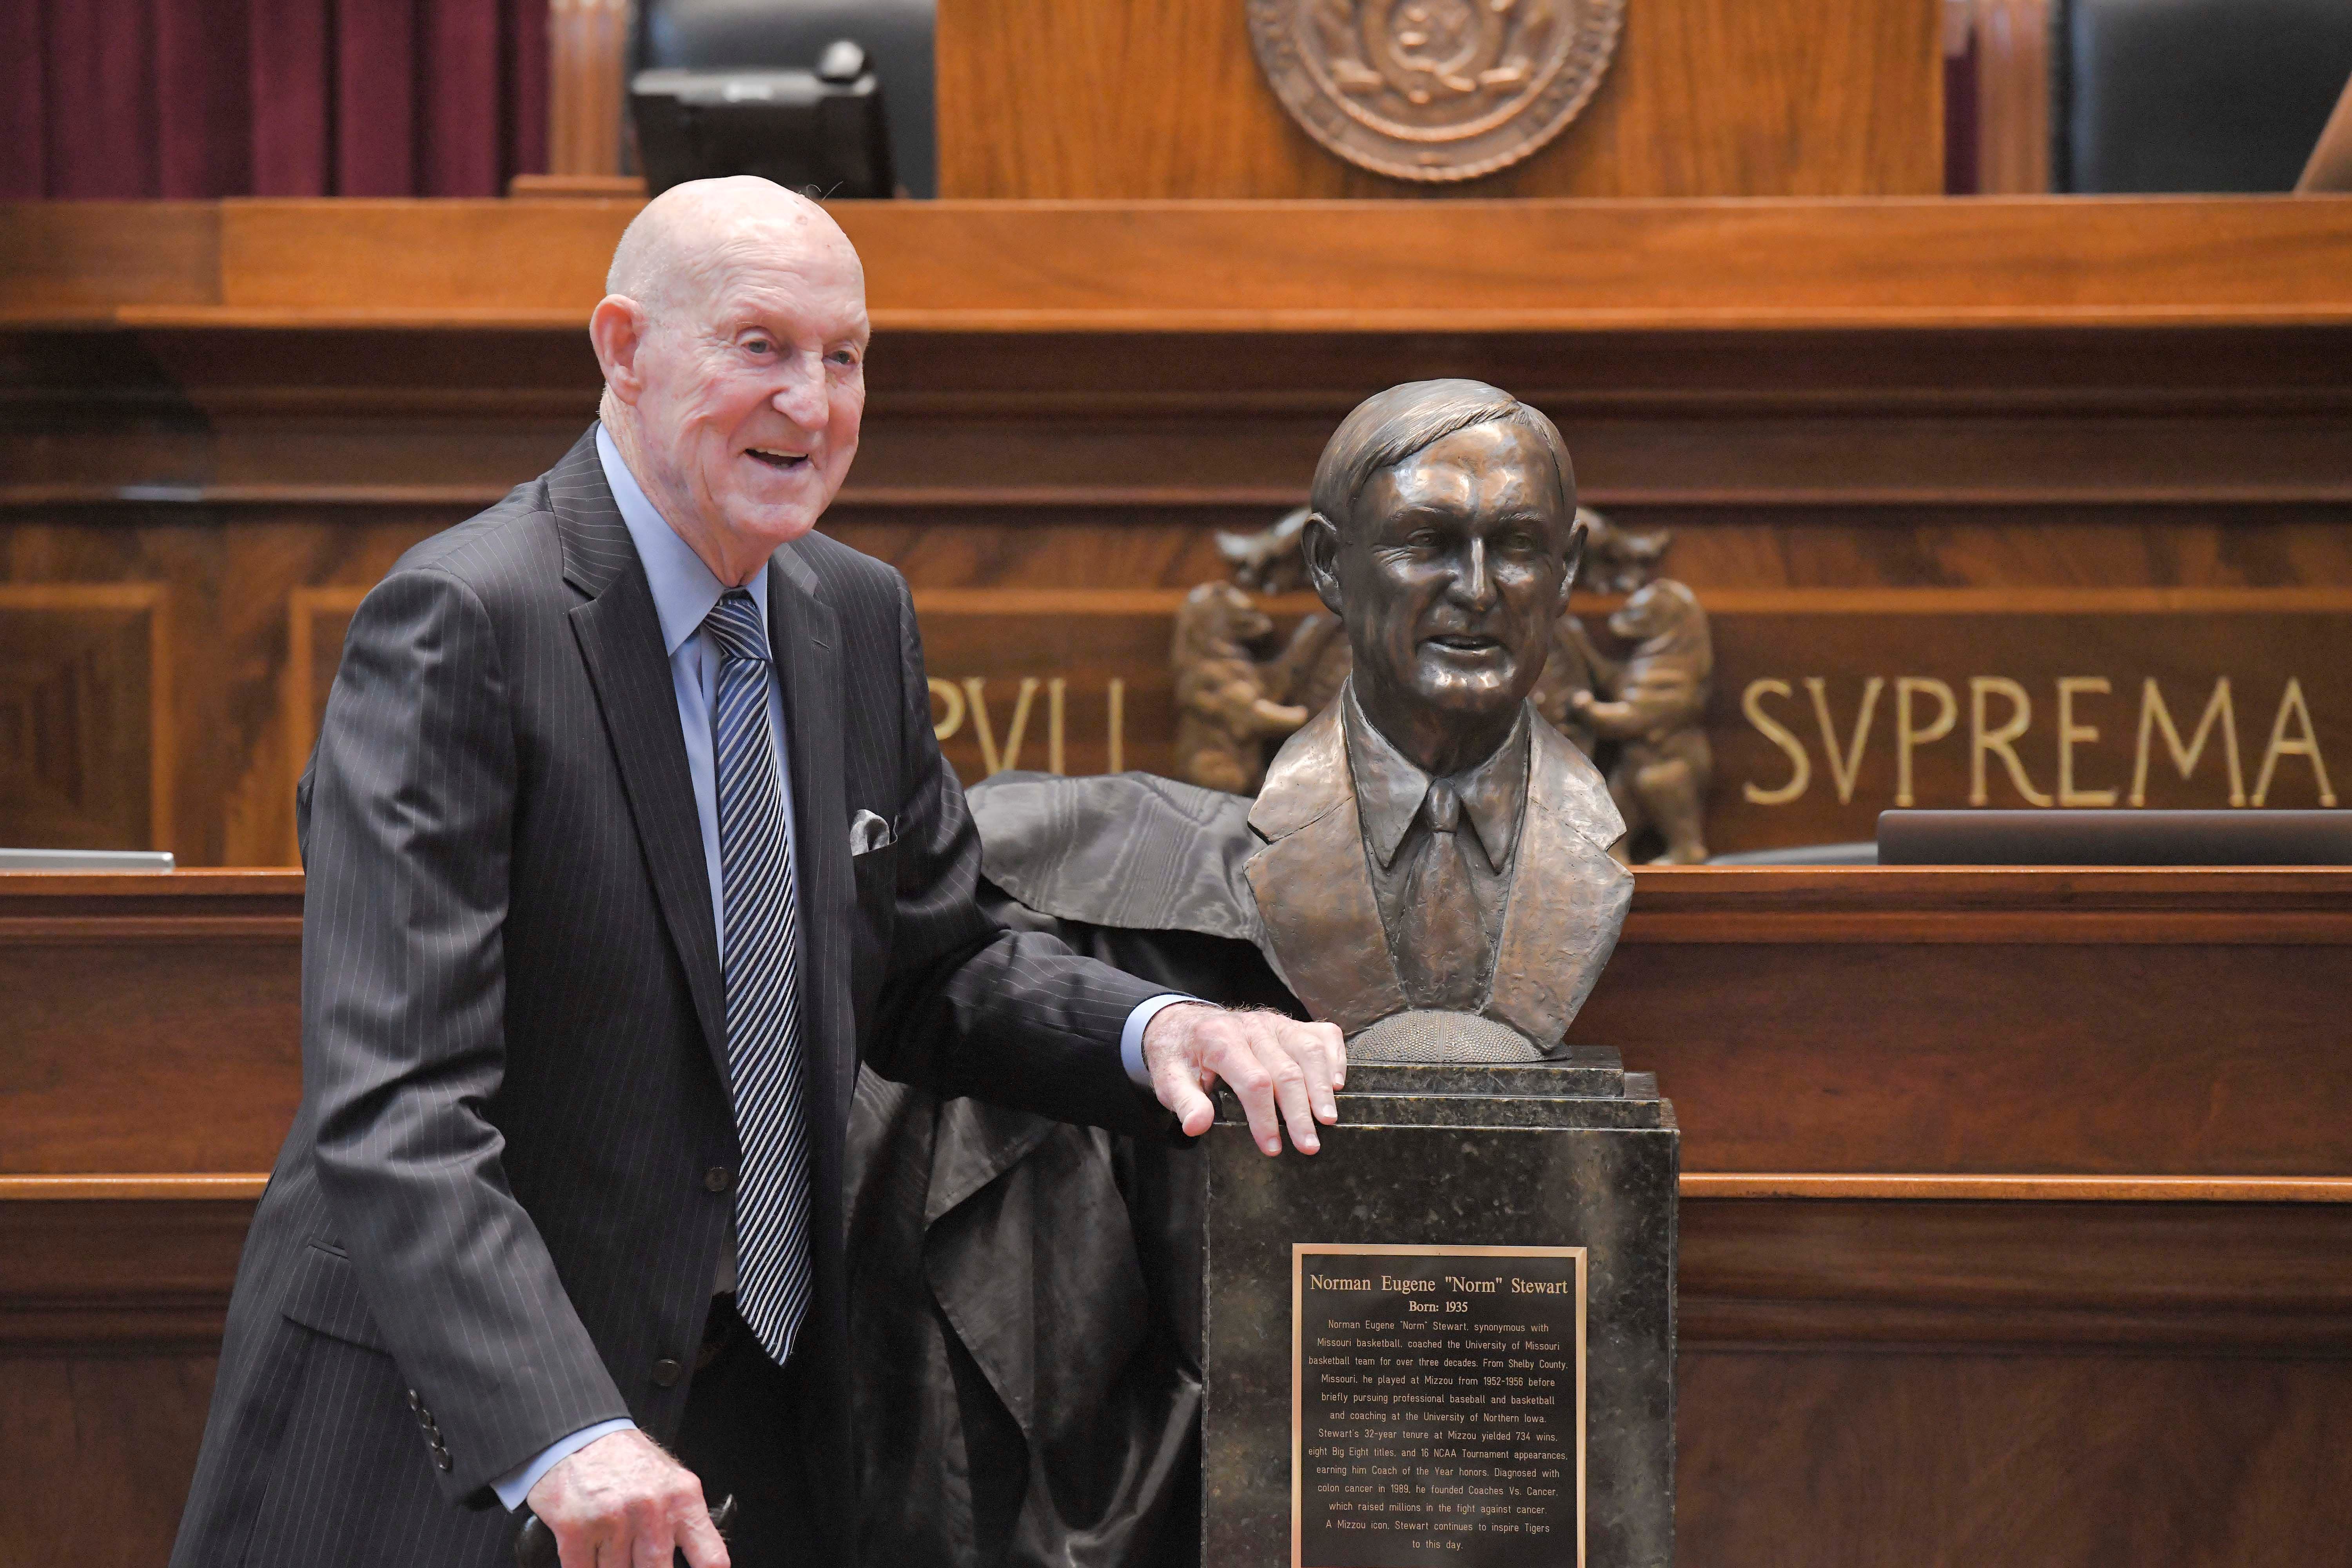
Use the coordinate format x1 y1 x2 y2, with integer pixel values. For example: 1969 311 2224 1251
703 1167 735 1194
434 1449 452 1472
652 1358 684 1388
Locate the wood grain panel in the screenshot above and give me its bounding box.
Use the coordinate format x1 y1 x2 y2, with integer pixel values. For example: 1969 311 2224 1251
1680 1198 2352 1351
0 584 173 852
0 203 219 321
1582 938 2352 1176
12 509 2352 865
1677 1351 2352 1566
283 585 368 864
934 0 1942 198
4 207 2351 865
0 1353 218 1568
11 1190 2347 1352
11 1345 2347 1568
4 864 2346 1563
0 1198 258 1351
0 872 302 1176
11 200 2352 330
6 1191 2347 1566
8 867 2344 1179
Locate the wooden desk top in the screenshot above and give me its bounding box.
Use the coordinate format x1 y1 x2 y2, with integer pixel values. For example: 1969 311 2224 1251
7 197 2352 334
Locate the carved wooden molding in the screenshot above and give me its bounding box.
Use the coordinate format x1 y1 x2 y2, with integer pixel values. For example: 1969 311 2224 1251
282 586 370 864
0 584 174 853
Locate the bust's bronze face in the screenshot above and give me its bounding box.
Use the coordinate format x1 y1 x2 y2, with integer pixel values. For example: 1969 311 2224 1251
1305 421 1585 775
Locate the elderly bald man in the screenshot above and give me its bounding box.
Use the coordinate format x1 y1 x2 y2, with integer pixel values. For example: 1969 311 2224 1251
169 178 1343 1568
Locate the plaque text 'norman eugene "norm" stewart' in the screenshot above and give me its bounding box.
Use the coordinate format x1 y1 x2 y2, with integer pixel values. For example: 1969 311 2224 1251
1293 1244 1587 1568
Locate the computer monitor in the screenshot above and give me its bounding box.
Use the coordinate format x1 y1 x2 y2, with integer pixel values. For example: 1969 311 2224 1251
631 43 895 200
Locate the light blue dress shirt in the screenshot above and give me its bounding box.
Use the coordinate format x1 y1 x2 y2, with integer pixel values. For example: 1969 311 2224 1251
493 428 1184 1510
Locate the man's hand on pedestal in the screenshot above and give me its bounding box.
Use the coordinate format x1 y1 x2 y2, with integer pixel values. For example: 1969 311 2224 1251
525 1427 728 1568
1143 1003 1346 1155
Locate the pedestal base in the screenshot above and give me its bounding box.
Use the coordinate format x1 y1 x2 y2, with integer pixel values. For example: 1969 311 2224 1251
1204 1049 1677 1568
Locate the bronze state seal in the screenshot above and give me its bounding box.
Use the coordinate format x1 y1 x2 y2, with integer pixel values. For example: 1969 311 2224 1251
1247 0 1625 182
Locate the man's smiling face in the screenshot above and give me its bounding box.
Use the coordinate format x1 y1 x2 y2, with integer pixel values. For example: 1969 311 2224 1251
593 181 870 585
1336 421 1579 739
633 227 867 565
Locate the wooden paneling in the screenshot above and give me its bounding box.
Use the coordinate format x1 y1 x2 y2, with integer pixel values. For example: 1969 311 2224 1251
5 202 2351 863
5 871 2350 1565
11 199 2352 330
1678 1350 2352 1565
0 872 301 1174
24 1185 2347 1354
1680 1196 2352 1351
6 1189 2349 1566
0 1350 219 1568
1580 867 2352 1176
178 578 2352 863
0 203 220 320
934 0 1943 198
9 866 2347 1177
0 584 173 852
5 310 2351 862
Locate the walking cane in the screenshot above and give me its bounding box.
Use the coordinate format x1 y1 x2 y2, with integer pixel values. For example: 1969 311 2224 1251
515 1494 737 1568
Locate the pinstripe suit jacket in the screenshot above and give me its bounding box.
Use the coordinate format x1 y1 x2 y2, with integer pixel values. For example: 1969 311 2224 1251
171 430 1169 1568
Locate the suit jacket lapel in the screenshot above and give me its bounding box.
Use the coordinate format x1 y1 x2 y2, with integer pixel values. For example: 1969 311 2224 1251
1485 719 1633 1051
765 542 850 1187
553 435 730 1080
1244 702 1406 1032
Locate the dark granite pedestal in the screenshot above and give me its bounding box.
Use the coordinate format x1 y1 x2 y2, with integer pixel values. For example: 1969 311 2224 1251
1204 1047 1677 1568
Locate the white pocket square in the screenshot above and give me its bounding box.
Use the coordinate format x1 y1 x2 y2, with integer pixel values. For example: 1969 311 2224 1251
850 809 895 856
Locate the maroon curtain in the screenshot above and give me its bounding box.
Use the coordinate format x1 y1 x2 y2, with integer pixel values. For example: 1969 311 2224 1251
2 0 548 199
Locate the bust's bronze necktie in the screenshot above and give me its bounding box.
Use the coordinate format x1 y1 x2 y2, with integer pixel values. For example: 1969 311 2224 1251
1394 780 1490 1010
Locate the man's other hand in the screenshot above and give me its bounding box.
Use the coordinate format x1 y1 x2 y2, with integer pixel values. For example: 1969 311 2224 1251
526 1428 728 1568
1143 1003 1346 1155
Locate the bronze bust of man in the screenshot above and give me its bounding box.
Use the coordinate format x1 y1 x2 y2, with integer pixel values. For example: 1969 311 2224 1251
1245 381 1628 1059
844 383 1631 1558
966 379 1629 1063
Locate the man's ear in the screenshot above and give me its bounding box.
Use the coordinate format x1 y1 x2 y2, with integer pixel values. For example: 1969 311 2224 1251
1301 514 1347 616
1556 514 1589 612
588 295 650 407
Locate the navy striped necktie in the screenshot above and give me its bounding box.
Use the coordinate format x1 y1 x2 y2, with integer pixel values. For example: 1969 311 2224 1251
704 588 813 1364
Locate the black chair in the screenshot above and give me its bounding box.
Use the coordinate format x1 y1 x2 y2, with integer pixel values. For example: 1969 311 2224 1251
635 0 936 197
2056 0 2352 191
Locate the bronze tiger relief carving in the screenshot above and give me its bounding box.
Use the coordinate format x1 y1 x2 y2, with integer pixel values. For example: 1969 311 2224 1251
1171 582 1314 795
1571 579 1716 865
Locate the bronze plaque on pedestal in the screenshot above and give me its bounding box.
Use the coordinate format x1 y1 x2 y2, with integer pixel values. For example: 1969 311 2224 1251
1293 1243 1587 1567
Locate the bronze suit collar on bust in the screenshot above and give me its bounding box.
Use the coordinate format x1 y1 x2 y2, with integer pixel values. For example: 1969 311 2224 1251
1244 684 1633 1051
1342 684 1528 875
